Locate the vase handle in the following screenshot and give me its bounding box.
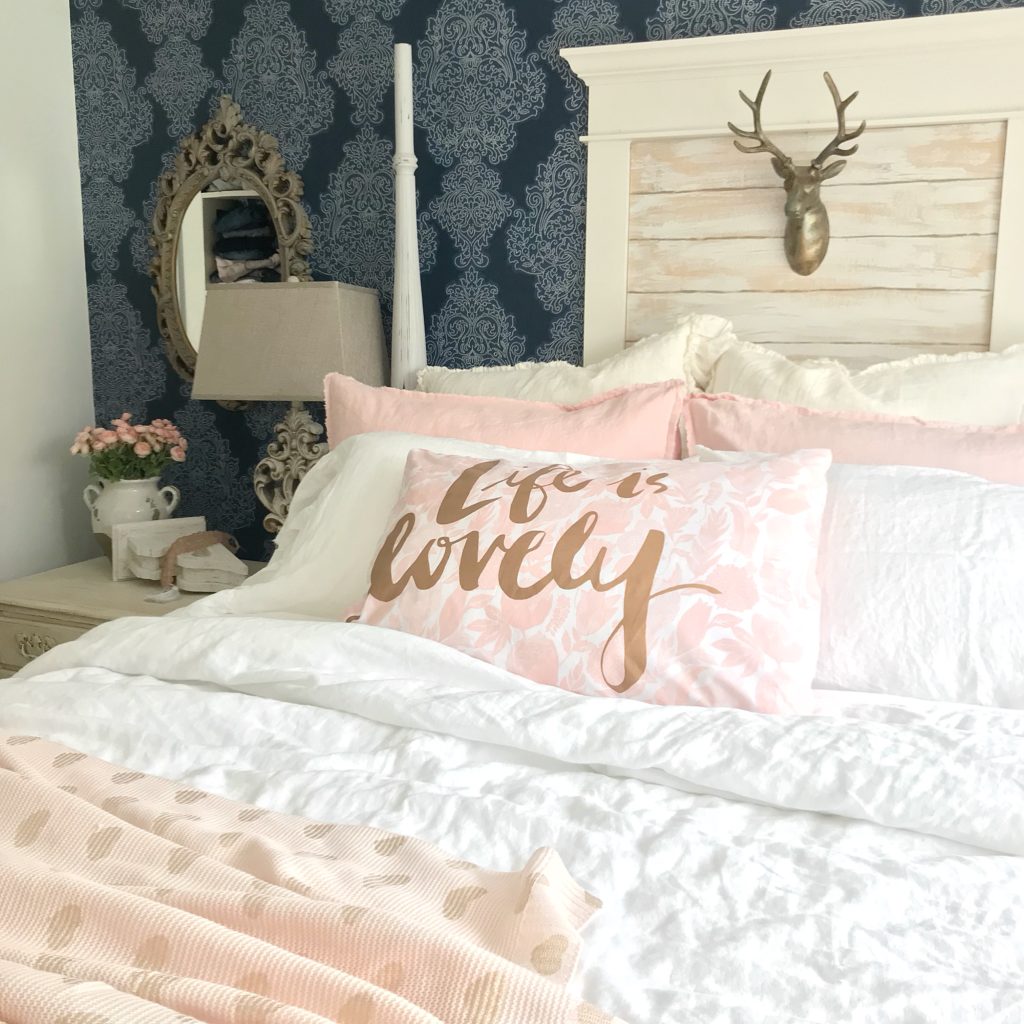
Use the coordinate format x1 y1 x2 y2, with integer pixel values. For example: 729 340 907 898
83 482 104 520
158 485 181 517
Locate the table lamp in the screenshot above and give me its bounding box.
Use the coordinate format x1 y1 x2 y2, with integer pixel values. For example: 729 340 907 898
193 280 387 533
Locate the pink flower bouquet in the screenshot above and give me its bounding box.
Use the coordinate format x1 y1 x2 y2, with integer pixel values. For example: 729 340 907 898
71 413 188 481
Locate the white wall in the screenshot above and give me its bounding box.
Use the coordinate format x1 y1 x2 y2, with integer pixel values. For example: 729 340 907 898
0 1 95 581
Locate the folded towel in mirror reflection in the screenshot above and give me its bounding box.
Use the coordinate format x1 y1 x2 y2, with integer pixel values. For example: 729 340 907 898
214 252 280 283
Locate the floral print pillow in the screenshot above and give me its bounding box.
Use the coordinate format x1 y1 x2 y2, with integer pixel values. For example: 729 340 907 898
356 448 832 713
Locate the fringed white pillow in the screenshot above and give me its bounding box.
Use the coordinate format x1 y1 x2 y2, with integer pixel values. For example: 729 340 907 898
707 341 1024 426
416 313 736 402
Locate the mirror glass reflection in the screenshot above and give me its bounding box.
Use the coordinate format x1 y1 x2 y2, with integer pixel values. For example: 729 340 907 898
175 187 280 353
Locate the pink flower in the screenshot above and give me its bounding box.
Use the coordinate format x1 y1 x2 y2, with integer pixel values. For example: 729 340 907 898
72 416 190 463
70 429 93 455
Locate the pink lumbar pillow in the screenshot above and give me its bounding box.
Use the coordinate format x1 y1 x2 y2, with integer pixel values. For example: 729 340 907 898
355 447 833 714
324 375 686 460
684 393 1024 486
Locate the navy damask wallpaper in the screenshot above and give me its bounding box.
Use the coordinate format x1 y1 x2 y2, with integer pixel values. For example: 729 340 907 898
69 0 1019 556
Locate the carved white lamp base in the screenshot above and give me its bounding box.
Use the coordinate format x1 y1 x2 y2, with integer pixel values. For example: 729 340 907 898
253 401 326 534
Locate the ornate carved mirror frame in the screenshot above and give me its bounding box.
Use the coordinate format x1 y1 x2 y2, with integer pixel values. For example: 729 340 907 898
149 95 313 383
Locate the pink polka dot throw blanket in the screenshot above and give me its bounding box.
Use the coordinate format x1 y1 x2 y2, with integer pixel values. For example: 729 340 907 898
0 733 622 1024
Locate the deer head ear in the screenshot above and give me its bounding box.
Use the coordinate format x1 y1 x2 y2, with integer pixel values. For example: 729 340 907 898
770 157 791 181
818 159 847 181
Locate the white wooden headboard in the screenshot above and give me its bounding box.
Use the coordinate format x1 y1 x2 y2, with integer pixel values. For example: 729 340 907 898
562 10 1024 367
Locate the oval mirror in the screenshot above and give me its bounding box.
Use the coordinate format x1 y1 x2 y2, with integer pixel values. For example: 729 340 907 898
150 96 312 382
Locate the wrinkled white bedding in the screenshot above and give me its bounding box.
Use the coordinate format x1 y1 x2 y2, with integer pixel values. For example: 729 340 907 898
3 613 1022 1023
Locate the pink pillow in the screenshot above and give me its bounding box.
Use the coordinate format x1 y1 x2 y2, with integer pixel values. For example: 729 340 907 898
685 393 1024 485
324 375 686 459
356 448 833 713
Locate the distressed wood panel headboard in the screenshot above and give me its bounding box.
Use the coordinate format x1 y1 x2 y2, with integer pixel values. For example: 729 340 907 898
562 10 1024 367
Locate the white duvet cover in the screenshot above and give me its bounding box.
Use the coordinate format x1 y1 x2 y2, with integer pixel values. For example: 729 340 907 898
3 613 1022 1024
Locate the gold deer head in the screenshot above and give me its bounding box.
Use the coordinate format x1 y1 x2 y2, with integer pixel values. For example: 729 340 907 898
728 70 866 276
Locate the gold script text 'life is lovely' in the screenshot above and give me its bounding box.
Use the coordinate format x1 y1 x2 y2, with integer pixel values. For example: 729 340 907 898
369 461 719 693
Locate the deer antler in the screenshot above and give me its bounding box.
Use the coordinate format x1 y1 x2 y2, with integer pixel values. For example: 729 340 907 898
813 72 866 170
727 70 794 170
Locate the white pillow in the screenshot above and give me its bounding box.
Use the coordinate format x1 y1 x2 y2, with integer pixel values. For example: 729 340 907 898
707 341 1024 426
415 313 736 401
696 447 1024 708
185 432 601 621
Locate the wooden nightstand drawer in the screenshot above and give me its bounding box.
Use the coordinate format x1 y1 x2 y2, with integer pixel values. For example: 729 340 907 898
0 558 266 679
0 615 93 676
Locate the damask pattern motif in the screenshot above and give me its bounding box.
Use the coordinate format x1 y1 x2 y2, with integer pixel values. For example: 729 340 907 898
119 0 213 43
70 0 1006 556
165 401 259 535
415 0 547 166
539 0 634 112
147 36 215 135
647 0 778 37
429 159 515 269
327 12 396 125
508 124 588 315
120 0 214 134
72 9 160 423
71 12 152 183
792 0 903 24
130 228 152 278
325 0 405 18
241 402 293 448
220 0 334 166
413 0 546 367
87 274 166 423
538 309 586 365
312 126 395 299
921 0 1017 10
428 271 527 368
130 149 177 276
312 126 438 307
81 179 137 273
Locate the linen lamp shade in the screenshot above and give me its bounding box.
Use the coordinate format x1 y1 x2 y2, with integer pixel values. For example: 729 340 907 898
192 281 387 401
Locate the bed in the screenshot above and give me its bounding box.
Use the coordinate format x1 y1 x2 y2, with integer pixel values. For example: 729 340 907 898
2 10 1024 1024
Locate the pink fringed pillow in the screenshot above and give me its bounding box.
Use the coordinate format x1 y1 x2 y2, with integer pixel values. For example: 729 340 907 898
324 374 687 459
355 448 833 713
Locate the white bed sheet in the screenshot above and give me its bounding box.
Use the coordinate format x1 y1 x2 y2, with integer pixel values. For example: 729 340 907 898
3 613 1022 1024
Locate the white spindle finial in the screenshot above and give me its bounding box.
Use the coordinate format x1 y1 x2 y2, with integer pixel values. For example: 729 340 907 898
391 43 427 390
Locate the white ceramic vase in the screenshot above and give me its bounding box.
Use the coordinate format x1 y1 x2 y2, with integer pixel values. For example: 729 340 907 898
83 477 181 537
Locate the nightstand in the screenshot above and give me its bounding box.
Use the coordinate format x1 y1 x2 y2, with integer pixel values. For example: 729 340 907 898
0 557 264 678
